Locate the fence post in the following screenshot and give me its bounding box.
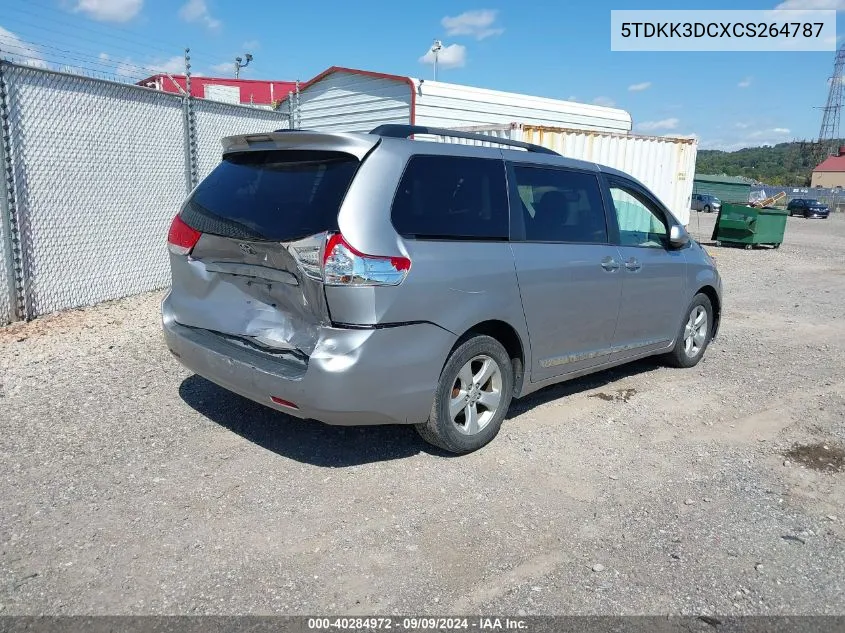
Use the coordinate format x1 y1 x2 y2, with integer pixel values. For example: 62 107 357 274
0 59 27 321
182 48 198 192
295 80 301 130
288 91 294 129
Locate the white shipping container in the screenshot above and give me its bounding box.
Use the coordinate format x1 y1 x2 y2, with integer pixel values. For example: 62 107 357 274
287 68 632 135
414 80 631 133
436 124 697 226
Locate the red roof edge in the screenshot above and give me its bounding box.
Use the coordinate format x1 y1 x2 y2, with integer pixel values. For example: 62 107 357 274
813 154 845 172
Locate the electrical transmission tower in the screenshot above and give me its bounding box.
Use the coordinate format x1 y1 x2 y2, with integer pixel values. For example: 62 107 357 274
817 43 845 158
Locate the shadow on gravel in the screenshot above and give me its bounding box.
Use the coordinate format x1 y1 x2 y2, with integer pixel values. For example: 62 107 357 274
180 357 661 465
505 357 661 419
178 375 450 466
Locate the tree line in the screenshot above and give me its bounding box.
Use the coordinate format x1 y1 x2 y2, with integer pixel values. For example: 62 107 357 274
695 141 841 186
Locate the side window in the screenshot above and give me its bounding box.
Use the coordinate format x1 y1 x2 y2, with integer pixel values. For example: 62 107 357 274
390 155 509 240
511 165 608 243
608 182 668 248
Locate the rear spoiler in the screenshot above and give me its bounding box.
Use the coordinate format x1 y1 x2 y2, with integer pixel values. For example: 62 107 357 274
221 131 379 160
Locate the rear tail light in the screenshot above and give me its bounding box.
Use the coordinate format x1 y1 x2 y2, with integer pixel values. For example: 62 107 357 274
167 214 202 255
321 233 410 286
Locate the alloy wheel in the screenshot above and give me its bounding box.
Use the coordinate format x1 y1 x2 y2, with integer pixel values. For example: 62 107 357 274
683 306 708 358
449 355 503 436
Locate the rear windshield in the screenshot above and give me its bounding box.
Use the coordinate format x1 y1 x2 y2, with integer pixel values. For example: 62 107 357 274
180 150 358 241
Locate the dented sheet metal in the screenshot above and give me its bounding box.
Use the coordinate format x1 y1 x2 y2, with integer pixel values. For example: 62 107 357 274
167 233 328 356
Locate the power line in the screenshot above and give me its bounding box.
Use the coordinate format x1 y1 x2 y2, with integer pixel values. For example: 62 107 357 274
6 0 221 59
0 15 188 65
0 35 184 78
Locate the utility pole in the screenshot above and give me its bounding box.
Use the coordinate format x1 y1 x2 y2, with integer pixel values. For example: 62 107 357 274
234 53 253 79
430 39 442 81
817 43 845 161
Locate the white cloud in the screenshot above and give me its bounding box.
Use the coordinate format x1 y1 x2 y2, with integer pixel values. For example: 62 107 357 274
74 0 143 22
419 43 466 69
628 81 652 92
179 0 221 30
242 40 259 51
592 96 615 107
638 118 680 131
442 10 504 39
735 122 750 129
567 95 578 101
98 52 110 61
738 77 752 88
774 0 845 9
0 26 48 68
211 61 234 74
153 55 187 74
703 126 794 150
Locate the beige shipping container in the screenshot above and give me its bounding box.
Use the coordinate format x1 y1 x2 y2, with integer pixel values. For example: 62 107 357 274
435 123 697 226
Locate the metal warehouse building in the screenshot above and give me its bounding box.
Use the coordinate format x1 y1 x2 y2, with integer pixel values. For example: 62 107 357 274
693 174 752 204
283 66 633 133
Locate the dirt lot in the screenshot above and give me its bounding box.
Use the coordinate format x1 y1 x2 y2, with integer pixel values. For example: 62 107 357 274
1 212 844 615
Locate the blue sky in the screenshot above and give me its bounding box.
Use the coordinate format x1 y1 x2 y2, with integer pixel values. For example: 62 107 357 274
1 0 844 150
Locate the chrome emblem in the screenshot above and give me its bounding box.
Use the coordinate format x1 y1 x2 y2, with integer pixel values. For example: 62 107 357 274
239 243 256 255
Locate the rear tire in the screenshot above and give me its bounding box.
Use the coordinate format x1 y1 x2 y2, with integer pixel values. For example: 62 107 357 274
416 335 513 454
664 293 714 369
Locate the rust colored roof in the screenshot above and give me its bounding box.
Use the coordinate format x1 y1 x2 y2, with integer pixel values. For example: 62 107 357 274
813 154 845 172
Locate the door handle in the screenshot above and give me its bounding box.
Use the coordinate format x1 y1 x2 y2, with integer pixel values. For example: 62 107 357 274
624 258 641 272
600 256 620 272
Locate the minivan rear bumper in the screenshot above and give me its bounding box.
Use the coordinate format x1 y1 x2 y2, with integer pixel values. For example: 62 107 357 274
162 294 453 426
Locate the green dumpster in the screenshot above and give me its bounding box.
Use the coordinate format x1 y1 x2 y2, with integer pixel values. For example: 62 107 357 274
711 203 788 249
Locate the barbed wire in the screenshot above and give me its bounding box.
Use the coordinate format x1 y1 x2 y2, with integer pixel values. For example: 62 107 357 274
0 35 187 80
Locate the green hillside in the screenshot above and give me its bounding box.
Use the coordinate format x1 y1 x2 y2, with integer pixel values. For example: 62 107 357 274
695 141 830 186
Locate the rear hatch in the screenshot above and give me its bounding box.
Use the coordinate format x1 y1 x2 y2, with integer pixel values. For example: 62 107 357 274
166 132 378 358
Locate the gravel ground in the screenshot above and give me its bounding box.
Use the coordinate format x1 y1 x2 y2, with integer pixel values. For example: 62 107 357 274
1 212 844 616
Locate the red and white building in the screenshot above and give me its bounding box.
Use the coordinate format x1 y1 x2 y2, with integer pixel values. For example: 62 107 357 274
138 74 297 108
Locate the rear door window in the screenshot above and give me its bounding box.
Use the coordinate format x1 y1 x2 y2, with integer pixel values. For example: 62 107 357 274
390 155 509 240
509 165 608 243
181 150 359 241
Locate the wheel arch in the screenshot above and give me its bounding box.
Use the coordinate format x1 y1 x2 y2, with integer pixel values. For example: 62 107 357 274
449 320 527 397
697 285 721 339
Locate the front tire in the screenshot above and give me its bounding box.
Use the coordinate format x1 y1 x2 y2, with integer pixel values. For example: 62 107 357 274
664 294 714 369
704 205 711 213
416 335 514 454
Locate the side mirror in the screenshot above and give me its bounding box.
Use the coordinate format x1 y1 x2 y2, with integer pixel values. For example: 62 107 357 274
669 225 689 248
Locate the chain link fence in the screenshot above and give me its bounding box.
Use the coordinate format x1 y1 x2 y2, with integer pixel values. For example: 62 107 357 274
0 60 289 324
751 185 845 212
193 98 290 183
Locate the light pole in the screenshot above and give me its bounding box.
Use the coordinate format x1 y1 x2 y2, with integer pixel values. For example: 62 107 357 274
234 53 253 79
430 40 442 81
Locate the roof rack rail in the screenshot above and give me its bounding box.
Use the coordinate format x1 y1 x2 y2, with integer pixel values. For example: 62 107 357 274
369 124 560 156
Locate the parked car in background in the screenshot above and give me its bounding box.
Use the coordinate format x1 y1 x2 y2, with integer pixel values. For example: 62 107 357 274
691 193 722 213
787 198 830 219
162 125 722 454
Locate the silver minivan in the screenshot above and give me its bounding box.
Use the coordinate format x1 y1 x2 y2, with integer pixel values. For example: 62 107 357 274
691 193 721 213
162 125 722 453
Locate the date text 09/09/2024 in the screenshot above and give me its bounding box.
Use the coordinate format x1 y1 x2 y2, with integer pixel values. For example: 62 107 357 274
307 617 529 630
